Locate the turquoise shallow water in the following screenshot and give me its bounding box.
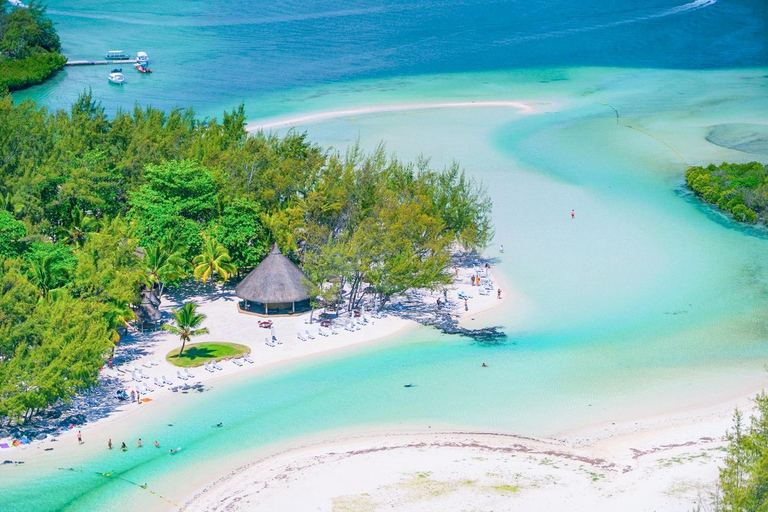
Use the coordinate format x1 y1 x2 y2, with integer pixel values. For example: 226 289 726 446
4 0 768 509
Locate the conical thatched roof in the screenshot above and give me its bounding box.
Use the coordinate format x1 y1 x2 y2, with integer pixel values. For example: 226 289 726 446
135 289 161 323
236 244 311 303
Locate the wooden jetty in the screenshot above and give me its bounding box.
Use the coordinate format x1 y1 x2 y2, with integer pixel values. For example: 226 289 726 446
65 59 137 67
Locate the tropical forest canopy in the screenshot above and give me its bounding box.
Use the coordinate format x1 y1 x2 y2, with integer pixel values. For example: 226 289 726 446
0 91 493 423
686 162 768 224
0 0 65 91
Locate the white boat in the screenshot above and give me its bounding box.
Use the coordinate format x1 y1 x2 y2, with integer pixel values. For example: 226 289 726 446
108 70 125 85
136 51 149 65
105 50 130 60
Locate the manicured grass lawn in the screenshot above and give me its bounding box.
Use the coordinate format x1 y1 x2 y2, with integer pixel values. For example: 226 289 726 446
166 342 250 368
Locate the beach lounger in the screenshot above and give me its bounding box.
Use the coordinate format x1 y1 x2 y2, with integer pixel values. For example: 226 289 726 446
265 337 274 347
153 377 164 388
297 332 307 341
162 375 174 385
318 327 330 337
177 370 188 381
139 368 150 379
344 322 354 332
232 358 243 366
184 368 195 379
213 361 223 371
142 382 154 393
243 354 254 364
142 361 153 368
131 372 142 383
305 330 315 340
330 326 339 335
204 362 214 373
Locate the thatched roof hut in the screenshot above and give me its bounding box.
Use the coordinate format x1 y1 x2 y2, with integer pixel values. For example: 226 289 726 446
134 288 161 328
236 244 311 315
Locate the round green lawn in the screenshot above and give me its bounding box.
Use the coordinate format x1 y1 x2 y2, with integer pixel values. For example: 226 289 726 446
166 342 251 368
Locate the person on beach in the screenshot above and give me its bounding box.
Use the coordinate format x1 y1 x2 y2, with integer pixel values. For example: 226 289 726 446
571 209 575 219
121 442 127 452
470 275 475 286
464 298 468 311
436 298 441 310
500 244 504 253
454 266 458 277
108 438 112 450
497 288 502 299
130 390 135 402
154 441 159 448
137 438 142 448
77 431 82 445
137 391 141 403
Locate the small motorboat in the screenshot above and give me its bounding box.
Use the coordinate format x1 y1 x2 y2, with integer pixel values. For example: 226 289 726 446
134 63 152 74
108 69 124 84
136 51 149 65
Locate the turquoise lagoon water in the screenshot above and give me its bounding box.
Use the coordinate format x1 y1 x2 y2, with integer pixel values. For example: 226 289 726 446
5 0 768 510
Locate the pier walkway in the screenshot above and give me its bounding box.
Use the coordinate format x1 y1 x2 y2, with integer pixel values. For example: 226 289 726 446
65 59 137 66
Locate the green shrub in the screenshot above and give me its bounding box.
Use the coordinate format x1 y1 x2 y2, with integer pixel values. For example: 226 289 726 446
0 51 66 91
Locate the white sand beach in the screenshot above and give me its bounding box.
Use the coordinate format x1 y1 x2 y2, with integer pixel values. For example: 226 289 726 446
0 259 509 456
245 101 538 132
183 392 752 512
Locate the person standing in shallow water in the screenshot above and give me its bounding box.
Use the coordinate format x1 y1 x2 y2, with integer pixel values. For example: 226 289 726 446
77 431 82 445
571 209 575 219
108 438 112 450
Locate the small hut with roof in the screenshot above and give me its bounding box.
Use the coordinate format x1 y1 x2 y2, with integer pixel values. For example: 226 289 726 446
134 288 162 331
236 244 312 315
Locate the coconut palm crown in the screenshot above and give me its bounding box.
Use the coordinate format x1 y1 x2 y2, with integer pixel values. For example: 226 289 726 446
192 236 237 283
161 302 209 356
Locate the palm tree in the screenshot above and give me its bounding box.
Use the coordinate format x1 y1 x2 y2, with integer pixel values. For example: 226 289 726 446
29 254 68 297
103 302 135 354
58 208 98 246
161 302 209 356
192 237 236 283
143 242 189 296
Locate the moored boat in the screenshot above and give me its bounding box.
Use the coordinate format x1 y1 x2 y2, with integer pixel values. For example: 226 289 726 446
134 61 152 74
136 51 149 65
108 69 125 84
105 50 130 60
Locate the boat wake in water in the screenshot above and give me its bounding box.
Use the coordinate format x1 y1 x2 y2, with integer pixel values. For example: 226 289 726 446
494 0 717 46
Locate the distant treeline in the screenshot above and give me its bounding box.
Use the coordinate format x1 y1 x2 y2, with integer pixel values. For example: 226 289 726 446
0 91 493 423
0 1 66 91
685 162 768 224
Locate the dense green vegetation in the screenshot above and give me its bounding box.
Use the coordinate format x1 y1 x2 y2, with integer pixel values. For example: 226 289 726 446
686 162 768 224
165 342 250 368
0 92 493 424
0 1 66 91
699 393 768 511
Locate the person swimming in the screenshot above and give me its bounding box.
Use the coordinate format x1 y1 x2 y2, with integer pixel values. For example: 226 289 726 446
121 442 126 452
169 447 181 454
154 441 159 448
482 363 487 367
216 422 223 427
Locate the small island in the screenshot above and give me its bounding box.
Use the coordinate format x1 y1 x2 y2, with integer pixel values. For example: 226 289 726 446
685 161 768 224
0 1 65 92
